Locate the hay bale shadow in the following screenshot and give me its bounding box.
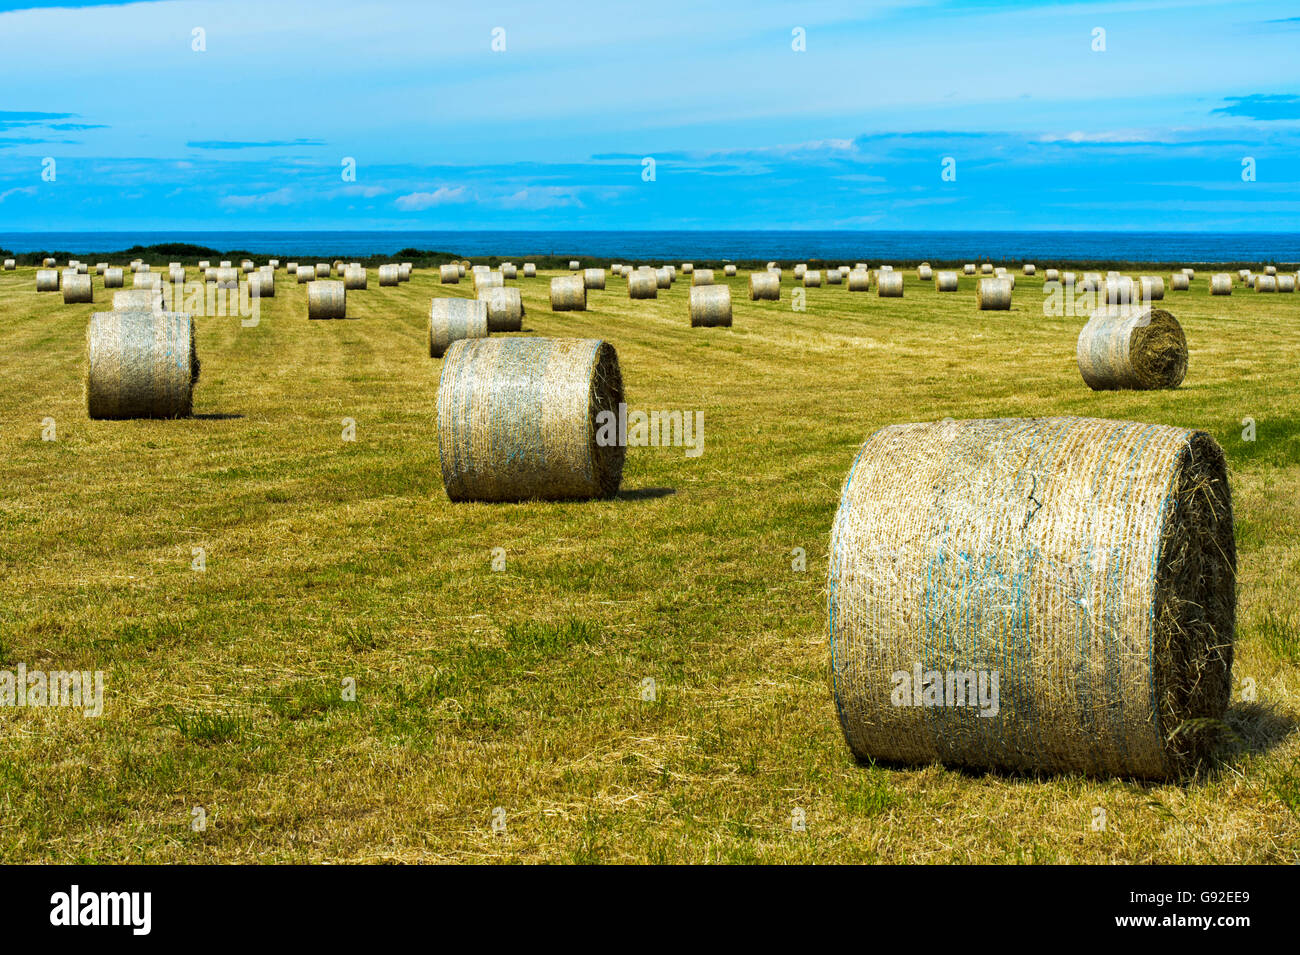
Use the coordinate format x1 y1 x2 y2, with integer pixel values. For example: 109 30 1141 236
192 413 243 420
616 487 675 501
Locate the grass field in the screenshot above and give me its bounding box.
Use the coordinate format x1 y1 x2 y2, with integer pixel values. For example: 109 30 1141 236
1 263 1297 863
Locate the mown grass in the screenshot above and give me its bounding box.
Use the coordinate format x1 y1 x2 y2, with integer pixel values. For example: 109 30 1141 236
0 263 1297 863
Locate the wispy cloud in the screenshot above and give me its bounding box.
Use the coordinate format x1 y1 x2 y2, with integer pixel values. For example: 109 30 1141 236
1211 94 1300 121
187 139 325 150
220 187 296 208
394 187 468 210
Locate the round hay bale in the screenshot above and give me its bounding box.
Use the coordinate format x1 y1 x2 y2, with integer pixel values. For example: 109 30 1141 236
269 259 280 269
307 280 346 320
826 268 843 285
855 263 868 271
917 264 933 281
250 271 275 298
314 263 330 278
103 268 125 289
749 272 781 300
827 415 1235 778
568 260 581 271
214 268 238 289
1061 272 1077 287
471 265 491 275
169 266 186 284
501 263 517 280
343 266 367 290
76 263 88 274
296 266 315 284
478 286 524 332
378 264 400 286
1079 272 1102 292
134 271 163 290
766 261 778 270
113 289 163 312
1077 305 1187 390
3 259 14 270
523 263 536 278
664 265 677 281
1170 272 1190 291
692 268 715 287
1237 268 1251 280
217 260 230 269
935 271 959 292
42 257 56 267
877 271 904 298
628 270 658 299
977 277 1011 310
767 266 783 281
1023 263 1036 275
283 261 294 274
36 269 61 292
803 270 822 288
429 298 490 357
980 263 993 274
1256 274 1278 292
847 269 871 292
475 271 504 291
1044 268 1059 282
583 268 606 290
437 337 624 502
550 275 586 311
86 310 198 419
63 273 93 304
689 285 732 327
681 263 694 275
880 265 894 272
199 260 211 270
1182 268 1195 278
1104 276 1135 305
457 263 467 277
1277 274 1296 293
654 267 673 289
724 264 737 276
241 260 255 273
963 263 976 275
1265 265 1278 275
794 264 807 280
439 264 460 284
1138 276 1165 301
1211 273 1232 295
1245 273 1257 288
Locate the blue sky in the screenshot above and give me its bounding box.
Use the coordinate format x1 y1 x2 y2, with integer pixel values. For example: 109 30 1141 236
1 0 1298 232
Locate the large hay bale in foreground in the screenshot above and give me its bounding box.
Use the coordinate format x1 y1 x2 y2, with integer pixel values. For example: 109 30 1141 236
1077 306 1186 390
63 274 93 304
935 271 959 292
86 310 198 419
689 285 732 327
749 272 780 300
828 415 1235 779
437 337 624 501
440 264 459 284
430 298 489 357
1210 273 1232 295
977 277 1011 309
36 269 60 292
307 280 346 320
478 286 524 332
550 275 586 311
628 270 658 299
877 271 903 297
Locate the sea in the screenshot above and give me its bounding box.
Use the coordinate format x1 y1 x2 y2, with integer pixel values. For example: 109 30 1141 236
2 231 1298 263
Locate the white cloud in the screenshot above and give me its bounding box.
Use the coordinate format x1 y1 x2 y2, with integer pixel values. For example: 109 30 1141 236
394 187 467 210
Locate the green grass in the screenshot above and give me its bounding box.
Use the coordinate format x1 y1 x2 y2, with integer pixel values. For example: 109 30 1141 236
0 264 1297 863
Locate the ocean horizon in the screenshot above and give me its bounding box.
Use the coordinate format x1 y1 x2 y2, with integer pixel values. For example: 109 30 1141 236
2 230 1298 264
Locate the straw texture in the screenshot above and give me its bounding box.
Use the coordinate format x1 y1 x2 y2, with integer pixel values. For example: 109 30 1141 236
1077 306 1187 390
523 263 536 278
63 274 93 304
628 270 658 299
478 286 524 332
848 269 871 292
314 263 330 278
692 269 715 287
296 266 314 284
251 271 276 298
550 275 586 311
437 337 624 502
378 264 400 286
689 285 732 327
1211 274 1232 295
828 415 1235 778
307 280 346 320
936 271 959 292
343 266 367 290
977 277 1012 310
877 272 904 297
429 298 490 357
1171 273 1190 291
803 270 822 288
86 310 198 419
583 268 606 290
749 272 781 300
440 264 460 284
1256 275 1278 293
36 269 60 292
